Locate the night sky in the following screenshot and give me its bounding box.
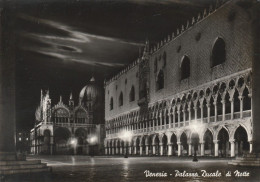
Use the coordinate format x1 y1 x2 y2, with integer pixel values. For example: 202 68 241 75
10 0 215 130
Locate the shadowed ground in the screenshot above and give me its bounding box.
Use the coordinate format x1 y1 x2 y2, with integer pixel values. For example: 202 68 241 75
3 155 260 182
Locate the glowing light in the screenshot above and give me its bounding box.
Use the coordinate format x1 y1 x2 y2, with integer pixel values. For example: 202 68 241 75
119 131 133 142
70 138 77 145
89 136 98 144
189 120 204 133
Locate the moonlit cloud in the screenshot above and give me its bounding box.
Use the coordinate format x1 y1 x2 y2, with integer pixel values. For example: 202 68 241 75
18 13 142 67
21 45 125 67
18 13 143 46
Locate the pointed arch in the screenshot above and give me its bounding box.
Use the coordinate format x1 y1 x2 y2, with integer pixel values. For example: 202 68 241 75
243 87 251 111
234 126 249 156
110 97 114 110
211 37 226 67
119 91 123 106
180 56 190 80
180 132 188 152
156 70 164 90
203 129 214 156
217 127 230 157
129 85 135 102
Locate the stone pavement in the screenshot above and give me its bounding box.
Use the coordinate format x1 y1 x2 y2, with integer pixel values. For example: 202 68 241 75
2 155 260 182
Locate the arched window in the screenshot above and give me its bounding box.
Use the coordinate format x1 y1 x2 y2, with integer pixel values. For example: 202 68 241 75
154 58 158 73
129 86 135 102
110 97 113 110
119 92 123 106
211 38 226 67
156 70 164 91
181 56 190 80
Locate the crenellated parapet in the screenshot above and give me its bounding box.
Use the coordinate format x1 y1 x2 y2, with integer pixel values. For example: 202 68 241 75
150 0 229 54
104 0 230 87
104 57 141 86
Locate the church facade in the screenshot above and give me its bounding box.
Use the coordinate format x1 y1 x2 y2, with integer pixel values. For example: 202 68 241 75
104 0 256 157
30 77 105 155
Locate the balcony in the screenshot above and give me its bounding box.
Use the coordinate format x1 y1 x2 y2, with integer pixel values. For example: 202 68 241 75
105 110 251 138
106 110 252 139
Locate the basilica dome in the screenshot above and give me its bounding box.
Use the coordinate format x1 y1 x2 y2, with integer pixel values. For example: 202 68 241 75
79 77 102 104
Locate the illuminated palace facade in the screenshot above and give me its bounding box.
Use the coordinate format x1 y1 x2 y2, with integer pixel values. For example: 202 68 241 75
30 77 105 155
104 0 255 157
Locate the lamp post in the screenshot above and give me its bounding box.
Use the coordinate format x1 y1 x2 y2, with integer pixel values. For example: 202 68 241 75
88 136 98 157
70 138 78 155
120 131 132 158
189 121 204 162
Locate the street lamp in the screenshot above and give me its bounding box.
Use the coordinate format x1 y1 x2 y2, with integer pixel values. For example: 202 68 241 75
69 138 78 155
88 135 98 157
189 121 204 162
119 130 132 158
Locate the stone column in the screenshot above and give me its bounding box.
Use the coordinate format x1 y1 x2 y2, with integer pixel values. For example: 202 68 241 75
249 141 253 153
146 145 149 155
128 146 132 155
105 147 108 155
188 143 192 156
214 140 219 157
230 98 234 120
168 113 172 126
177 109 180 127
50 136 54 155
159 113 162 129
173 113 175 127
134 146 137 155
239 96 244 118
188 106 191 123
140 146 143 155
168 143 172 156
108 147 111 155
112 147 115 155
200 142 205 156
194 105 198 121
222 100 226 121
207 103 210 123
116 147 119 154
152 145 156 155
183 109 186 123
230 140 235 157
200 103 203 123
160 143 163 156
120 147 123 154
177 142 182 156
214 100 217 122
